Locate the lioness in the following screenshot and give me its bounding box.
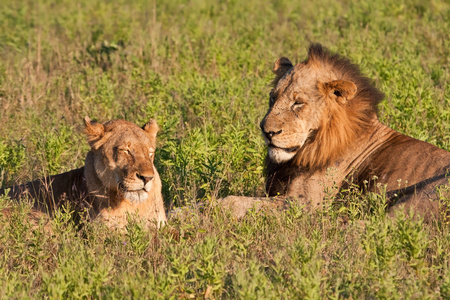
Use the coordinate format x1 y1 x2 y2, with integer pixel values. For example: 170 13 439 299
222 44 450 221
0 117 167 229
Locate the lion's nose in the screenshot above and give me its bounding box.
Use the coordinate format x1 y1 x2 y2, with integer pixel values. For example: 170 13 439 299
267 130 282 138
263 129 282 141
137 173 154 185
260 120 282 141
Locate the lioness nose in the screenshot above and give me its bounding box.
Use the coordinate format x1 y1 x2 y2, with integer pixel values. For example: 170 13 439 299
137 174 153 185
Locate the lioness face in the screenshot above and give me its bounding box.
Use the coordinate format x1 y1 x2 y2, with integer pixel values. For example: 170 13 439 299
85 118 159 203
261 56 357 164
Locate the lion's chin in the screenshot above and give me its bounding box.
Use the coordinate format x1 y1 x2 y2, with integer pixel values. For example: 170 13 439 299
268 146 297 163
122 190 149 203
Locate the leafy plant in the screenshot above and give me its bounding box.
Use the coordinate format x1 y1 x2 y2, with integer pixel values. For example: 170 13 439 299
0 0 448 297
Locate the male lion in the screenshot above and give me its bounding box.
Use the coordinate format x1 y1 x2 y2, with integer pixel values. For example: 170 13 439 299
0 117 167 229
222 43 450 221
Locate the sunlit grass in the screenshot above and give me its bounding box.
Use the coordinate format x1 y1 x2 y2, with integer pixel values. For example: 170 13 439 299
0 0 448 298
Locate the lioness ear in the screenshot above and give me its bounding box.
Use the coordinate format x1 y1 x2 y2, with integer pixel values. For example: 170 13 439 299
272 57 293 86
320 80 357 104
84 116 105 149
143 119 159 141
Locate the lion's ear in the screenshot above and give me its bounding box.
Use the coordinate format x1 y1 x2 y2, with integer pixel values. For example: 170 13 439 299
272 57 293 86
143 119 159 141
84 116 105 149
320 80 357 104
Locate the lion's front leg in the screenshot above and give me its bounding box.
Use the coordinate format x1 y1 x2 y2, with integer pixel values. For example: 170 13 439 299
284 168 342 209
218 196 288 218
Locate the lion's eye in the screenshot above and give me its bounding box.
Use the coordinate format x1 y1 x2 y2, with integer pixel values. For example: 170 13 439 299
292 92 305 109
292 101 305 109
119 149 131 155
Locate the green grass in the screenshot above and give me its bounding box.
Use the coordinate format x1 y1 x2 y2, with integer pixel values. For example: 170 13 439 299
0 0 449 298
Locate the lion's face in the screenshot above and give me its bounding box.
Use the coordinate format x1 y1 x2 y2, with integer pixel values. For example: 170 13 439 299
84 118 159 203
260 56 357 164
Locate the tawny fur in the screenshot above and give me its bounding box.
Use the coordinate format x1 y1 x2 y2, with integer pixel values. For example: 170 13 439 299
221 43 450 222
0 117 167 229
290 45 383 169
